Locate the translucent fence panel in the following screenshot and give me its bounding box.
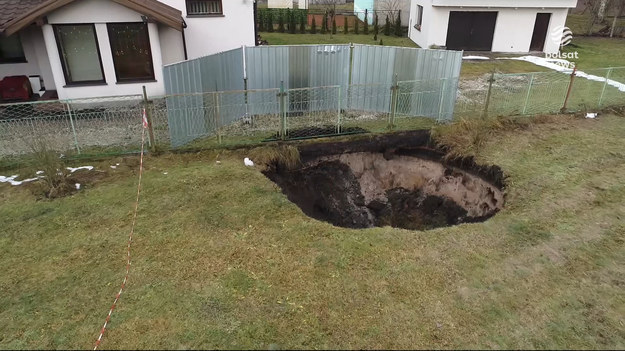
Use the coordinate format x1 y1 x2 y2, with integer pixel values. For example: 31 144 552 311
283 86 341 139
162 89 282 148
490 72 570 116
396 78 459 122
569 67 625 111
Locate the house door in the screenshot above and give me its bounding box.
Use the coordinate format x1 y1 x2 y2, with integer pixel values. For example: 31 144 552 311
446 11 498 51
530 13 552 51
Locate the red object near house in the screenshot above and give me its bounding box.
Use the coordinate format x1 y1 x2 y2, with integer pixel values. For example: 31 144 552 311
0 76 33 102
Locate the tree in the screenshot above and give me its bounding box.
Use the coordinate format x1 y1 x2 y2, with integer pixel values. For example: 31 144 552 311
311 16 317 34
344 17 349 34
379 39 384 45
384 15 391 36
278 10 285 33
354 17 359 34
321 12 328 34
378 0 403 26
394 10 402 36
315 0 341 36
332 17 337 34
267 11 274 32
373 14 379 40
289 9 297 34
364 9 369 34
300 12 306 34
258 10 264 32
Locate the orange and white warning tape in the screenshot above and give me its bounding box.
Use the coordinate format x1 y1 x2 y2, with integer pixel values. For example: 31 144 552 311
94 108 149 350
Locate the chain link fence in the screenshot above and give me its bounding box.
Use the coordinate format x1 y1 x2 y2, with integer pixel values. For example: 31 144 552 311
1 66 624 161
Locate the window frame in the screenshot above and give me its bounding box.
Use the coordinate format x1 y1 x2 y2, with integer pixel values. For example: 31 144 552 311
0 33 27 64
53 24 106 86
185 0 224 17
106 22 156 83
415 5 424 31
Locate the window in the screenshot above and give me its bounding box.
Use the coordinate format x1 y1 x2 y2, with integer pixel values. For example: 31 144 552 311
186 0 223 16
0 34 26 63
415 5 424 31
107 23 155 82
54 24 105 85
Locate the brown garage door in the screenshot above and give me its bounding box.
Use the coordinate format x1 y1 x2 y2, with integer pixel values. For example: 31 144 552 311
446 11 498 51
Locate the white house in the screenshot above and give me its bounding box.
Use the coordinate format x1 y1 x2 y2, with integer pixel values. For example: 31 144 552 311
0 0 255 101
354 0 411 26
267 0 309 9
408 0 578 53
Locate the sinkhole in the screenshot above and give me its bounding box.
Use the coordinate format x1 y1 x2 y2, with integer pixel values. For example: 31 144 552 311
264 131 505 231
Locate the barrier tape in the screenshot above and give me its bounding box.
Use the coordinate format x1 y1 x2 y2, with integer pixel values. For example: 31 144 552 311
94 108 148 350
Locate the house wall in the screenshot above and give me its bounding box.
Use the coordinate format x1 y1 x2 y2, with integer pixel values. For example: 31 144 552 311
0 26 56 91
159 25 185 65
43 0 166 99
268 0 308 9
159 0 255 60
409 0 573 53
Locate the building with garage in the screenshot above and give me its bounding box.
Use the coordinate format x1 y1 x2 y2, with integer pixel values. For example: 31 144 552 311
408 0 578 53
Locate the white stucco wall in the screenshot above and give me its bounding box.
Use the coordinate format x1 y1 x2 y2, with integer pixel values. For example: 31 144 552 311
409 0 574 53
268 0 308 9
159 25 185 65
160 0 255 60
0 27 56 90
44 0 166 99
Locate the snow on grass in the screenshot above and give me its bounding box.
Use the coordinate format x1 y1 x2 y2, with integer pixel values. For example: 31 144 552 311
0 175 44 186
66 166 94 173
463 56 490 60
500 56 625 92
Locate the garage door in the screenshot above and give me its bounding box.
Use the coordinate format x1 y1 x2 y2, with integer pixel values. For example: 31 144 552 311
446 12 498 51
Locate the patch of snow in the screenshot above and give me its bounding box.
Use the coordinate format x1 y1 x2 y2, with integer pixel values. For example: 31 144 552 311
110 165 117 169
244 158 254 167
216 161 222 165
75 183 81 190
500 56 625 92
586 113 598 119
163 172 168 175
463 55 490 60
36 171 44 175
66 166 94 173
0 175 43 186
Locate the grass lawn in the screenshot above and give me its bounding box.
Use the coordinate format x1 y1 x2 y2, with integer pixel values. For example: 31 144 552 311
563 36 625 70
260 32 418 48
2 113 625 349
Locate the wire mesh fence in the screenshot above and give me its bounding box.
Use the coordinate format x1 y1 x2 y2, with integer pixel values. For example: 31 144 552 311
1 66 624 161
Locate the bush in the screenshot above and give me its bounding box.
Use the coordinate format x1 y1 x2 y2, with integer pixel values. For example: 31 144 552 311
379 39 383 45
300 13 306 34
332 17 337 34
354 17 359 34
384 15 391 36
394 10 402 36
267 11 274 32
344 17 349 34
373 14 379 41
28 139 73 199
311 17 317 34
321 13 328 34
289 9 296 34
258 11 264 32
364 10 369 35
278 10 285 33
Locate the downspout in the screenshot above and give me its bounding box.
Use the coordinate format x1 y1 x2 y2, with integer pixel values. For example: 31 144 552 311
254 0 259 46
181 17 188 60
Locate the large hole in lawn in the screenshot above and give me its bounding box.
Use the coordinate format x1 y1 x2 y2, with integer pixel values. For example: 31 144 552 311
265 131 505 230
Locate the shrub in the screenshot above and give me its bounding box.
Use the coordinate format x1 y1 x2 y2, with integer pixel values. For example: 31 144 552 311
278 10 285 33
364 9 369 35
267 11 274 32
28 139 73 199
300 13 306 33
373 14 379 41
311 17 317 34
354 17 359 34
344 17 349 34
321 13 328 34
384 15 390 36
332 17 337 34
394 10 402 36
289 9 296 34
379 39 383 45
258 11 264 32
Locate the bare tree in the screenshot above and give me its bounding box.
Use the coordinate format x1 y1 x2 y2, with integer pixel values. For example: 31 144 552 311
314 0 341 35
377 0 402 25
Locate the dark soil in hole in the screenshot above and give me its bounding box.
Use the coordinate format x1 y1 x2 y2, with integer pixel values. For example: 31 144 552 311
264 130 506 230
265 125 369 141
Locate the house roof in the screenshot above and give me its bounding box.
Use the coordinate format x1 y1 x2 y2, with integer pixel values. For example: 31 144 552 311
0 0 183 37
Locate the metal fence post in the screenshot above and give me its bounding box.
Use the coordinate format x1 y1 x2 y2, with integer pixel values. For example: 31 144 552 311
522 73 535 115
279 81 287 140
214 92 223 145
561 66 577 113
336 86 342 134
482 71 495 119
438 78 447 122
142 86 156 152
389 74 398 130
598 68 613 108
65 102 80 154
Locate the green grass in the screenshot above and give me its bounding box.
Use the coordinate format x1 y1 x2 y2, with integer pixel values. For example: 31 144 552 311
260 32 418 48
566 14 625 37
1 113 625 349
563 36 625 69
